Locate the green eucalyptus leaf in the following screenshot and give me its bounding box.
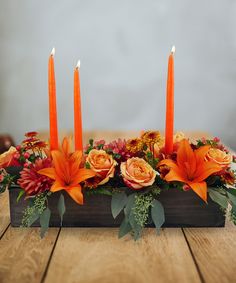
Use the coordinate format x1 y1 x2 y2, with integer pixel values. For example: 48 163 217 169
151 199 165 232
57 194 66 226
129 211 142 241
111 192 128 219
27 211 40 227
40 208 51 238
227 192 236 206
208 188 228 209
118 217 132 238
124 194 136 217
227 188 236 198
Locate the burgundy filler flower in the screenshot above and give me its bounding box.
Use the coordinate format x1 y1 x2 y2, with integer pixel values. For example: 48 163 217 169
18 158 53 196
104 139 131 160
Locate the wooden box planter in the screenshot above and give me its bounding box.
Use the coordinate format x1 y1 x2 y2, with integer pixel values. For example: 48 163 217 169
9 185 225 228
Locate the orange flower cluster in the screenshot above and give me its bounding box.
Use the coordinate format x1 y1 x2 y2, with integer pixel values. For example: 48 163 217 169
39 138 95 204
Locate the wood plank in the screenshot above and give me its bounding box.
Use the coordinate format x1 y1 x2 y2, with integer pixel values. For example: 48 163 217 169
184 222 236 283
0 227 59 283
45 228 201 283
0 192 10 238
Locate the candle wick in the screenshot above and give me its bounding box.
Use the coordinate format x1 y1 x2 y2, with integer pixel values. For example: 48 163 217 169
171 45 176 54
76 60 81 69
51 47 56 56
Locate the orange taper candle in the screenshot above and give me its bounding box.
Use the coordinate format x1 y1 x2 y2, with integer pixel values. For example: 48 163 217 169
74 60 83 151
165 46 175 154
48 47 59 150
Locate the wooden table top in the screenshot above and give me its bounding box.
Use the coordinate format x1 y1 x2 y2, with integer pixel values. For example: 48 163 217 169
1 131 236 283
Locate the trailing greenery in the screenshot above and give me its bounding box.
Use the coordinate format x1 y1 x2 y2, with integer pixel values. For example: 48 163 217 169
132 194 153 228
111 189 165 240
21 192 48 227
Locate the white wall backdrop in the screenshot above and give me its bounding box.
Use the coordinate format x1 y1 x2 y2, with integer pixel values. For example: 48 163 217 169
0 0 236 149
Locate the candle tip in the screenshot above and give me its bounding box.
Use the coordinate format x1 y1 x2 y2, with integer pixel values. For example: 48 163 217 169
76 60 81 69
51 47 55 56
171 46 176 54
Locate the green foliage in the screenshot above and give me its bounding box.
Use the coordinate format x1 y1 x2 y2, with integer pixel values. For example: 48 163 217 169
151 200 165 233
208 188 228 210
84 139 94 154
113 153 121 160
118 217 132 238
111 192 127 218
196 138 218 148
119 194 136 239
230 206 236 225
145 151 159 169
117 193 160 240
151 186 161 196
0 169 14 193
16 189 25 203
133 194 153 228
57 194 66 226
85 162 91 169
86 186 113 196
21 193 48 227
40 208 51 238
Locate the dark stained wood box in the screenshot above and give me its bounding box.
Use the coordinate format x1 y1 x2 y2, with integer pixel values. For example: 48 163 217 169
9 185 225 227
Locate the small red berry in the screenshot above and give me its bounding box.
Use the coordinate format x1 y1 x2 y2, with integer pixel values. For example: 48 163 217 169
13 152 20 159
16 145 21 151
213 137 220 143
23 152 30 159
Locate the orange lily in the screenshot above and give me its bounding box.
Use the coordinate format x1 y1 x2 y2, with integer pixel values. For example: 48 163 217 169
38 137 95 204
158 139 222 202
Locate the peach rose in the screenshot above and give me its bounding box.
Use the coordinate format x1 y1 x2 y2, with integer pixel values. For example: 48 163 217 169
0 146 17 168
86 149 117 185
121 157 156 189
206 148 232 167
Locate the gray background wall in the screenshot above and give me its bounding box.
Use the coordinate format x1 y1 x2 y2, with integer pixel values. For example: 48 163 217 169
0 0 236 149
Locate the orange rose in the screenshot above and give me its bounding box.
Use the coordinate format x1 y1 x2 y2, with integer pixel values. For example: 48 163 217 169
86 149 117 185
121 157 156 189
206 148 232 167
0 146 17 168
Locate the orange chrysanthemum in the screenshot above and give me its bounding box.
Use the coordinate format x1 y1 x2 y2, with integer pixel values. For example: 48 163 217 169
38 137 95 204
158 139 222 202
126 138 143 153
141 130 162 146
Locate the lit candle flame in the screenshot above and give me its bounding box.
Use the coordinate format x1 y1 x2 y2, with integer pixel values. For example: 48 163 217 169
51 47 55 56
76 60 81 69
171 45 176 54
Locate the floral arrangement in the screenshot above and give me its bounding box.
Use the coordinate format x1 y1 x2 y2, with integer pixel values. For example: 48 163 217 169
0 130 236 239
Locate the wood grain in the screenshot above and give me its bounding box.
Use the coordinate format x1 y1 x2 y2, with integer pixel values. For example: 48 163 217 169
45 228 201 283
184 223 236 283
0 227 59 283
0 192 10 238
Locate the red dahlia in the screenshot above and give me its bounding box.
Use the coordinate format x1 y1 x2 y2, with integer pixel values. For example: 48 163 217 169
18 158 53 196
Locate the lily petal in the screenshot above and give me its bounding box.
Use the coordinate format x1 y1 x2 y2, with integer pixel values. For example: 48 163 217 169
194 161 221 182
177 139 196 178
195 145 211 165
71 168 96 185
51 150 70 183
66 185 83 204
38 168 56 180
188 181 207 202
62 137 71 157
51 180 64 192
159 159 186 181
